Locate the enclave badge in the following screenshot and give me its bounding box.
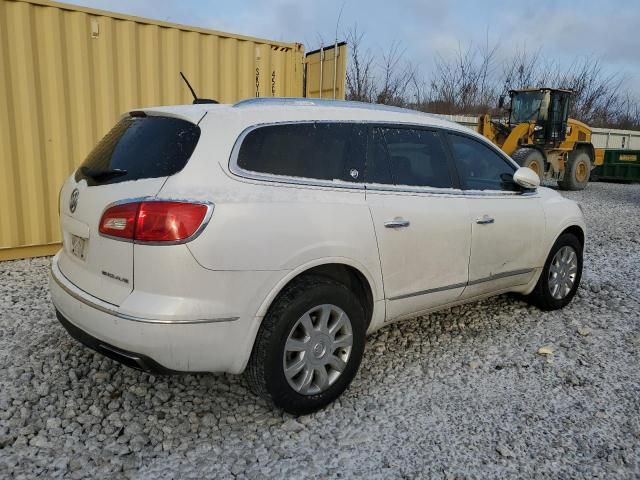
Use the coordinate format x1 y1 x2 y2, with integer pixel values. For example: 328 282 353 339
69 188 79 213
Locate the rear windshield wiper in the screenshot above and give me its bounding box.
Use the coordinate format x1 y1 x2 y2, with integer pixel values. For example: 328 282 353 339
80 167 128 181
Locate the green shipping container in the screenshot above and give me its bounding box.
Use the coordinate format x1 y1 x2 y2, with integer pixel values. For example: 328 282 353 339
592 149 640 182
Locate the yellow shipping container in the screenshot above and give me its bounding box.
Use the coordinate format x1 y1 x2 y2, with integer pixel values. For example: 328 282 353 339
0 0 346 260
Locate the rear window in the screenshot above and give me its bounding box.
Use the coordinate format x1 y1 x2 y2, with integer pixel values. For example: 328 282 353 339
236 122 366 183
75 115 200 186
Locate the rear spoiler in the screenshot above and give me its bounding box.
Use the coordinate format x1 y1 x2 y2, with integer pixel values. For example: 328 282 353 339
120 107 212 125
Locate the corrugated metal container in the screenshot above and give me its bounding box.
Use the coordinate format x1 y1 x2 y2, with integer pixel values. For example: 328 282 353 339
592 149 640 182
0 0 310 260
304 43 347 100
591 128 640 150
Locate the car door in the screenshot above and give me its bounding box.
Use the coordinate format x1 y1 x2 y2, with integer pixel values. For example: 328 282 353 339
444 133 545 298
365 126 471 322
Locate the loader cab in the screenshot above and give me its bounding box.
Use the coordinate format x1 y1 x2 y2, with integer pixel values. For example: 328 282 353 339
508 88 572 147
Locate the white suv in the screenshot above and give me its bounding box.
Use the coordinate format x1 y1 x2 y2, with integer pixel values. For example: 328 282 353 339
50 98 586 414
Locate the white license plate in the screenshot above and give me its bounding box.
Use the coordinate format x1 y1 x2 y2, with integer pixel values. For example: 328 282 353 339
70 235 86 260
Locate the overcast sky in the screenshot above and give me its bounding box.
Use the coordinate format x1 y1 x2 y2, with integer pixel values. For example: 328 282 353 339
70 0 640 96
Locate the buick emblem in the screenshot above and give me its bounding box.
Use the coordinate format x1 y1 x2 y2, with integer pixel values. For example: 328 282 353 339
69 188 79 213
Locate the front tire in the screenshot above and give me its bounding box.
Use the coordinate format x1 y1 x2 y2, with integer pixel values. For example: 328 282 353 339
558 149 591 190
246 275 366 415
525 233 583 310
512 148 545 182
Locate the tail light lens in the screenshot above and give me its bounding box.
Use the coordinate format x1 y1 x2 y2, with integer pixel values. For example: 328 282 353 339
99 201 209 243
99 202 139 239
135 202 208 242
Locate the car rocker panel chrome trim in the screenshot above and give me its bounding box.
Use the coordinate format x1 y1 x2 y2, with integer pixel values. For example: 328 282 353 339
388 268 535 301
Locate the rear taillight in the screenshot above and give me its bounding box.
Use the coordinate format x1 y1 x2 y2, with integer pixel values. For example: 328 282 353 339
99 201 209 243
99 202 139 239
135 202 208 242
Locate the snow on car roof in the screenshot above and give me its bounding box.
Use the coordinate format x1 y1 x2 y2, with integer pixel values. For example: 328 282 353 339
140 97 478 138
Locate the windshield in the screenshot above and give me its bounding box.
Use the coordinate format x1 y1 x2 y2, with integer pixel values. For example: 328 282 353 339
510 92 545 124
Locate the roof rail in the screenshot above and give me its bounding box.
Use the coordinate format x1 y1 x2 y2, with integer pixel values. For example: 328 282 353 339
232 97 431 116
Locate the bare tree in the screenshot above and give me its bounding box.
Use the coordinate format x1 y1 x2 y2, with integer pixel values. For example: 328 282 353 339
344 25 640 129
501 48 543 92
345 25 375 102
617 93 640 129
477 30 499 108
423 41 499 114
501 53 633 127
411 75 431 110
375 41 416 106
553 58 626 126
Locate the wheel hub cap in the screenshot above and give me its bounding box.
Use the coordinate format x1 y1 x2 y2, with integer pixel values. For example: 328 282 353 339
548 246 578 300
283 304 353 396
312 341 326 358
530 161 540 174
576 161 588 182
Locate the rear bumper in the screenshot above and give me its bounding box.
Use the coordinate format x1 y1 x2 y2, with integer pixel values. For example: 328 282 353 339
55 309 181 374
49 252 284 373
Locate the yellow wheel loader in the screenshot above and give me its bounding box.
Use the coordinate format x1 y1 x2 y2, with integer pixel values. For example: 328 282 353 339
478 88 604 190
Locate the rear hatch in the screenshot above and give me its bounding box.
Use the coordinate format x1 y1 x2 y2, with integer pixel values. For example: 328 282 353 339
58 111 202 305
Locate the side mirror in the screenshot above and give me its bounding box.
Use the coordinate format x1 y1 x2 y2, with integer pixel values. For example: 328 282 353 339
498 95 506 109
513 167 540 189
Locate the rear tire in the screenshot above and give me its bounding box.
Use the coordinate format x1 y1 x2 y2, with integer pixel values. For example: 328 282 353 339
512 148 545 182
558 149 591 190
525 233 583 311
246 275 366 415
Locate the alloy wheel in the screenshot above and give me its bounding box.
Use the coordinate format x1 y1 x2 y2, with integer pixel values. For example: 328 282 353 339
548 245 578 300
282 304 353 395
576 160 588 183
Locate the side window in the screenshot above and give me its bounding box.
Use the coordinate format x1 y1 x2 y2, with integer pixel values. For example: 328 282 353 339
236 123 366 183
447 134 517 191
367 127 453 188
365 127 393 184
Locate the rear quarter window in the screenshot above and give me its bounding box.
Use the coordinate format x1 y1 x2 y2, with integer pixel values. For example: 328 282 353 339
235 122 366 183
75 115 201 186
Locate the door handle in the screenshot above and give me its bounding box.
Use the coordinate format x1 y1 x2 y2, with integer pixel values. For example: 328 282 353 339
476 215 495 225
384 218 410 228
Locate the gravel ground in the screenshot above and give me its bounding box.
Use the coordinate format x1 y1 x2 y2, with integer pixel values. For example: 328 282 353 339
1 182 639 479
